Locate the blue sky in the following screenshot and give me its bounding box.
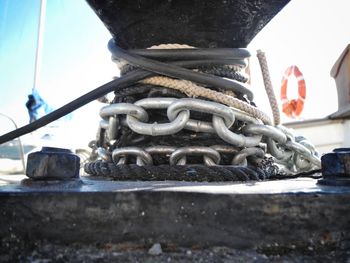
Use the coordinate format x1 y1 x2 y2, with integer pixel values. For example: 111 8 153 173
0 0 39 110
0 0 350 143
0 0 113 120
0 0 115 143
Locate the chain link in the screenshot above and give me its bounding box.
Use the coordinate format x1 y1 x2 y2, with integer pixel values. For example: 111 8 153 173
231 147 265 166
100 103 149 122
112 147 153 166
169 146 221 166
167 98 235 133
212 116 262 147
127 98 190 136
97 145 262 167
96 97 320 173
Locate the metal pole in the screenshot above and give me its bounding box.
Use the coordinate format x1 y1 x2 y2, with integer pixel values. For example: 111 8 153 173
33 0 47 91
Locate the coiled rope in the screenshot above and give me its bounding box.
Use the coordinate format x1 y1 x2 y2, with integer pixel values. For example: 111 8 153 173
114 42 272 124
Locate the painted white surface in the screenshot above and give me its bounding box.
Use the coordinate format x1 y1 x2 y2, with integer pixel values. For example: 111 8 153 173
286 119 350 154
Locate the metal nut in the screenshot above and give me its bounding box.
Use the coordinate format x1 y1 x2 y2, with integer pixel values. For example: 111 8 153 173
321 148 350 177
319 148 350 186
26 147 80 180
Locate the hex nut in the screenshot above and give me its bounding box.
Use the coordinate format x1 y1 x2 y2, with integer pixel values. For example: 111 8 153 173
26 147 80 180
321 148 350 177
319 148 350 186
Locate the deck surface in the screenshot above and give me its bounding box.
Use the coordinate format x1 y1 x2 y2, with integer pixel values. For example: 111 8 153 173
1 174 350 261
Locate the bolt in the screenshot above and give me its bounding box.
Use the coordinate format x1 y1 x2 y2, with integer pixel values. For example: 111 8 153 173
26 147 80 180
318 148 350 186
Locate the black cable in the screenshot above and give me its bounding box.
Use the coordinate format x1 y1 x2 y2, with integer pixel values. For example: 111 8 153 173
0 70 148 145
0 42 253 145
108 40 253 100
120 60 248 78
129 48 251 61
174 59 248 68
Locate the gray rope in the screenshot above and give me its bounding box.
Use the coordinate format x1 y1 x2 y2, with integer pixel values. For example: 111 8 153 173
84 161 269 181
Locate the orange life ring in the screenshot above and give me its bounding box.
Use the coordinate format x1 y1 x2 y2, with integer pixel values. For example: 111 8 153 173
280 65 306 118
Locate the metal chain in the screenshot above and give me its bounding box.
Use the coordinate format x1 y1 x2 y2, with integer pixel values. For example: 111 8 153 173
95 145 267 168
96 98 320 172
88 44 321 178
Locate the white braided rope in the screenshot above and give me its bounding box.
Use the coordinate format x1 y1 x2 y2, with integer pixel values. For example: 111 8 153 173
142 76 271 124
257 50 280 125
148 43 194 49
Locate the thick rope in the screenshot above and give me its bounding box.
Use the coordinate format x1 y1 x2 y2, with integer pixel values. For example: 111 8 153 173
146 44 271 124
142 76 271 124
116 44 272 124
199 66 249 83
84 161 268 181
256 50 280 125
